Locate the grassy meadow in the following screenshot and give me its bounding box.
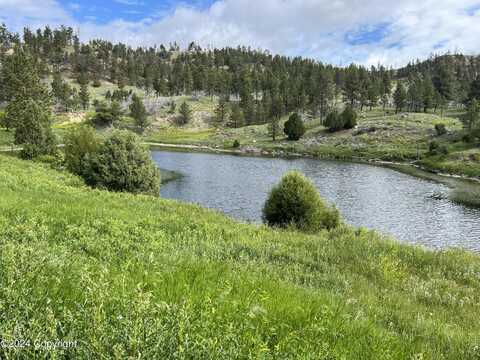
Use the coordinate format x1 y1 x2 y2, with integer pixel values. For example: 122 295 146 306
0 154 480 358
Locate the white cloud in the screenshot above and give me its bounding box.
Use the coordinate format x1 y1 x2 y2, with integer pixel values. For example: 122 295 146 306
0 0 479 66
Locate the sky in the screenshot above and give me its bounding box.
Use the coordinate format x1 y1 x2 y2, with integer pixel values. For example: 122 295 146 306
0 0 479 67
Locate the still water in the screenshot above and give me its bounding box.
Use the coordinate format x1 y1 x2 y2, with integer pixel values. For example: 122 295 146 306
152 150 480 251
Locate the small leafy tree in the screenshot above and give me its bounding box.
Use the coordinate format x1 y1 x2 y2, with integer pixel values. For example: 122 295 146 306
283 113 306 140
263 171 341 233
85 130 160 196
129 94 149 131
178 101 192 125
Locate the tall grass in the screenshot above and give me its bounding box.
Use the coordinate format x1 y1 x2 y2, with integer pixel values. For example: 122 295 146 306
450 186 480 208
0 155 479 358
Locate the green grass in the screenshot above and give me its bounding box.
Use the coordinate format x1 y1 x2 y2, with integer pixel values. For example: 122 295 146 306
145 128 216 144
159 168 183 184
0 128 14 147
1 155 480 358
449 185 480 208
143 102 480 177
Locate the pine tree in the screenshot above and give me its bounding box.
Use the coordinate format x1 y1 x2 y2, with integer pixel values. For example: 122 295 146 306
214 96 229 125
394 83 407 113
367 80 379 110
11 99 56 158
130 94 149 130
179 101 192 125
422 77 435 113
229 103 244 128
317 71 334 119
79 83 90 110
1 47 49 103
464 99 480 131
239 68 255 124
381 70 392 110
343 65 360 107
2 47 55 158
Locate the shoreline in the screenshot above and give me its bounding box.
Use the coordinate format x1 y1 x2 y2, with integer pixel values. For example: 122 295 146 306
146 141 480 208
145 141 480 183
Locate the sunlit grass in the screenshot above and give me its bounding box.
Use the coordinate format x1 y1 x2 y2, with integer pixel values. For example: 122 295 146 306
0 154 480 358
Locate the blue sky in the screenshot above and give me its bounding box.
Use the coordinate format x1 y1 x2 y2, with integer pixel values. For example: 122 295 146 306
65 0 216 23
1 0 480 66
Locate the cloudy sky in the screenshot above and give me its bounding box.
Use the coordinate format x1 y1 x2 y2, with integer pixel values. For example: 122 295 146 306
1 0 479 67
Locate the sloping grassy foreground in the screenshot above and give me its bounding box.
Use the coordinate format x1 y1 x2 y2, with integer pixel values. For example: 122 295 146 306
0 155 479 359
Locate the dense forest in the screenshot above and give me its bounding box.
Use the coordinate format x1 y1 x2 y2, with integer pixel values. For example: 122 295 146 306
1 23 480 160
1 24 480 121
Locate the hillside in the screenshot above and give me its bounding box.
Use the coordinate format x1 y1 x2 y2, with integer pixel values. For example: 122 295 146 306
0 154 479 358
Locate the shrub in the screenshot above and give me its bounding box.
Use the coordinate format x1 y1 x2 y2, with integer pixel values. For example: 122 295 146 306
262 171 341 232
428 141 449 156
435 123 447 136
83 130 160 196
324 111 343 132
233 139 240 148
283 113 306 140
64 125 101 178
462 132 475 143
341 106 357 129
91 101 122 127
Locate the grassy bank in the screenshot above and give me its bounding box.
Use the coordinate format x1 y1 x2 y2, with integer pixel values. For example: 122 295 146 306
139 99 480 178
159 168 183 184
0 155 480 358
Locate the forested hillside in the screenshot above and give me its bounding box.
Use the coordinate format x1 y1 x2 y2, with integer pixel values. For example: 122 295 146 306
1 24 479 123
1 23 480 184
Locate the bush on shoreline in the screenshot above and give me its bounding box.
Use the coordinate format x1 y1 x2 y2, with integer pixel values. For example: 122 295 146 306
263 171 341 232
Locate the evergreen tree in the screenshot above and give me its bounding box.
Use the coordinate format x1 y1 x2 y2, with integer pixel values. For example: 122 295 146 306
270 92 284 141
2 48 55 158
324 110 343 132
341 106 357 129
394 83 407 113
130 94 149 130
10 99 56 158
229 103 244 128
422 77 435 112
468 76 480 102
283 113 306 140
464 99 480 131
239 68 255 124
79 83 90 110
178 101 192 125
316 71 335 119
367 80 379 110
214 96 229 125
381 70 392 110
343 65 360 107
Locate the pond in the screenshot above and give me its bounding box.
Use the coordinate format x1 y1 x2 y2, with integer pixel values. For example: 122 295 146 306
152 150 480 251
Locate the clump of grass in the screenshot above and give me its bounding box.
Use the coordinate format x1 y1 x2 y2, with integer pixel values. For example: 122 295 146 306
159 168 183 184
450 186 480 208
